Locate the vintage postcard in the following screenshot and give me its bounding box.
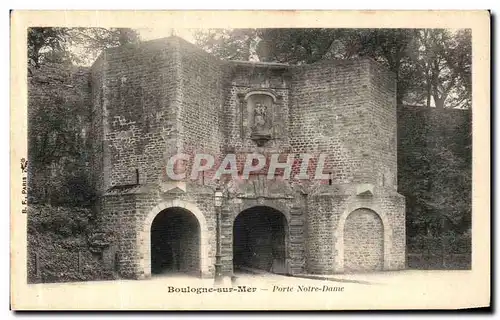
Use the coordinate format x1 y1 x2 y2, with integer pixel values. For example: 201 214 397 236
10 10 490 310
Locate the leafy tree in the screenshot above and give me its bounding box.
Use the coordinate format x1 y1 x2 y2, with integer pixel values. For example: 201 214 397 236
194 29 258 61
257 28 341 64
446 29 472 109
411 29 472 109
28 27 140 68
28 27 71 68
259 28 422 106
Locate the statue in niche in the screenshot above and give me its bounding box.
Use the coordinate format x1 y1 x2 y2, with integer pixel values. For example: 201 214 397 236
243 90 277 146
251 101 272 145
253 103 267 130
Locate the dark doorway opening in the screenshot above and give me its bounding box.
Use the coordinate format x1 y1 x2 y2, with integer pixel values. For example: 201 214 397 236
150 207 200 275
233 206 288 274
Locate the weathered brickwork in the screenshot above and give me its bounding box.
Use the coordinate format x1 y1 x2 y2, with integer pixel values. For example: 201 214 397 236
89 36 406 279
290 61 370 184
367 62 398 188
177 40 225 179
92 38 182 190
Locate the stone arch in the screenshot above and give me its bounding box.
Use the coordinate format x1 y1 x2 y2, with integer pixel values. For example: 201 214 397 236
334 205 391 272
244 89 277 103
235 200 291 224
138 200 209 279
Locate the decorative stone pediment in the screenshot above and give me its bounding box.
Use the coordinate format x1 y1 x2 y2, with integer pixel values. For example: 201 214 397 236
356 184 375 197
165 187 186 194
159 181 187 194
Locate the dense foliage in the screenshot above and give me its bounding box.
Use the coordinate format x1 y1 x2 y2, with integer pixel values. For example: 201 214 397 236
27 205 117 283
27 63 94 206
398 107 472 267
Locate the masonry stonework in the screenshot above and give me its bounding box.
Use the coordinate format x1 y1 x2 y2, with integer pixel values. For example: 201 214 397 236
90 36 406 279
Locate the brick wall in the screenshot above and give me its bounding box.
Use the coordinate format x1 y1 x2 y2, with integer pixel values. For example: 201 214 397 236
176 40 226 183
91 38 182 191
289 59 404 274
90 54 106 196
289 60 371 184
305 194 338 274
368 62 398 188
289 59 398 187
98 193 140 278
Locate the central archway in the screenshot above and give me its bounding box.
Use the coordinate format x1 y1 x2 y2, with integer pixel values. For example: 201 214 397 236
233 206 288 274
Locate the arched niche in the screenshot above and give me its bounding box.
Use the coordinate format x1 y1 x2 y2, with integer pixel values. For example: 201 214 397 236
244 89 278 146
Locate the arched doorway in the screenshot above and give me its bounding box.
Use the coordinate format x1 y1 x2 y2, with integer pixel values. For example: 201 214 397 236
233 206 288 274
343 208 384 272
150 207 200 276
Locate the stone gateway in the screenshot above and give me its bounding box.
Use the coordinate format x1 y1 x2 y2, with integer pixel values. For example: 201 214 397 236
89 36 405 279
